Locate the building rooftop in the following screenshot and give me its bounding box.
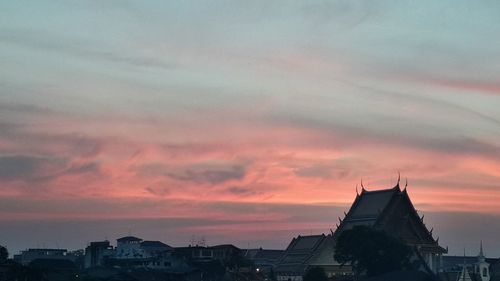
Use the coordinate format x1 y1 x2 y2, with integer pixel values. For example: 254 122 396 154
275 234 327 274
117 236 142 242
140 240 172 249
349 187 397 218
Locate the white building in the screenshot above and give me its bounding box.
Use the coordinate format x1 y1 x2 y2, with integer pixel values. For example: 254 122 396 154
115 236 143 259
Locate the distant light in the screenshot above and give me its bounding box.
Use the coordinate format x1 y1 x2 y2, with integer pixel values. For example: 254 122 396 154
256 268 260 272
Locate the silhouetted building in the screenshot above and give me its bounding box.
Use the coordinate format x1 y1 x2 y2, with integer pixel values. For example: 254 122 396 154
175 244 241 263
364 270 435 281
116 236 143 259
140 240 172 258
105 236 184 270
488 259 500 281
244 248 284 273
276 182 447 280
84 241 115 268
13 248 76 266
440 243 493 281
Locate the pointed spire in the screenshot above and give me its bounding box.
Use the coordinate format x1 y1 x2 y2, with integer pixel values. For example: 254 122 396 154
479 240 485 258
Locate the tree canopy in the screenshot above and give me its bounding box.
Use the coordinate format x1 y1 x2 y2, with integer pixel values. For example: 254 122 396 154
334 226 412 277
303 267 329 281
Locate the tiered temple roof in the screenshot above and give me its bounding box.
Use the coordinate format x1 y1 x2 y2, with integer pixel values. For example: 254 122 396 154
276 180 447 279
334 182 445 253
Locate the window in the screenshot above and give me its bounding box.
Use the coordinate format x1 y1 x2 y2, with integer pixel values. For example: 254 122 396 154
483 268 488 277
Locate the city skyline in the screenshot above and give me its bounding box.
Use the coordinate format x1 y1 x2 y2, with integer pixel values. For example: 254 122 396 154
1 1 500 257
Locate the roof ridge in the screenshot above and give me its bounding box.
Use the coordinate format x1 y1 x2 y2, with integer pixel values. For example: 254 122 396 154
362 186 400 194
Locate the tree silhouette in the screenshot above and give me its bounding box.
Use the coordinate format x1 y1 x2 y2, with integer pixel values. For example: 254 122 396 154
334 226 411 277
303 267 328 281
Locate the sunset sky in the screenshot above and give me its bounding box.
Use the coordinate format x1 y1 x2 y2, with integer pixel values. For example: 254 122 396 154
1 1 500 257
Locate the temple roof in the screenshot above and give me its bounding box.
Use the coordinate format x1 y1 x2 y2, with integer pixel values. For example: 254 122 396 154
334 185 401 234
349 187 398 218
275 234 327 274
334 183 445 252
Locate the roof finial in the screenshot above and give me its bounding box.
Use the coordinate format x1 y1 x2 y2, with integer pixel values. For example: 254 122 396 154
397 171 401 186
356 184 359 195
361 178 366 191
404 178 408 190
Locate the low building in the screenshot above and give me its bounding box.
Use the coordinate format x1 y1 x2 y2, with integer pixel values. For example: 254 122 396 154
244 248 284 274
107 236 184 271
13 248 76 266
175 244 241 263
